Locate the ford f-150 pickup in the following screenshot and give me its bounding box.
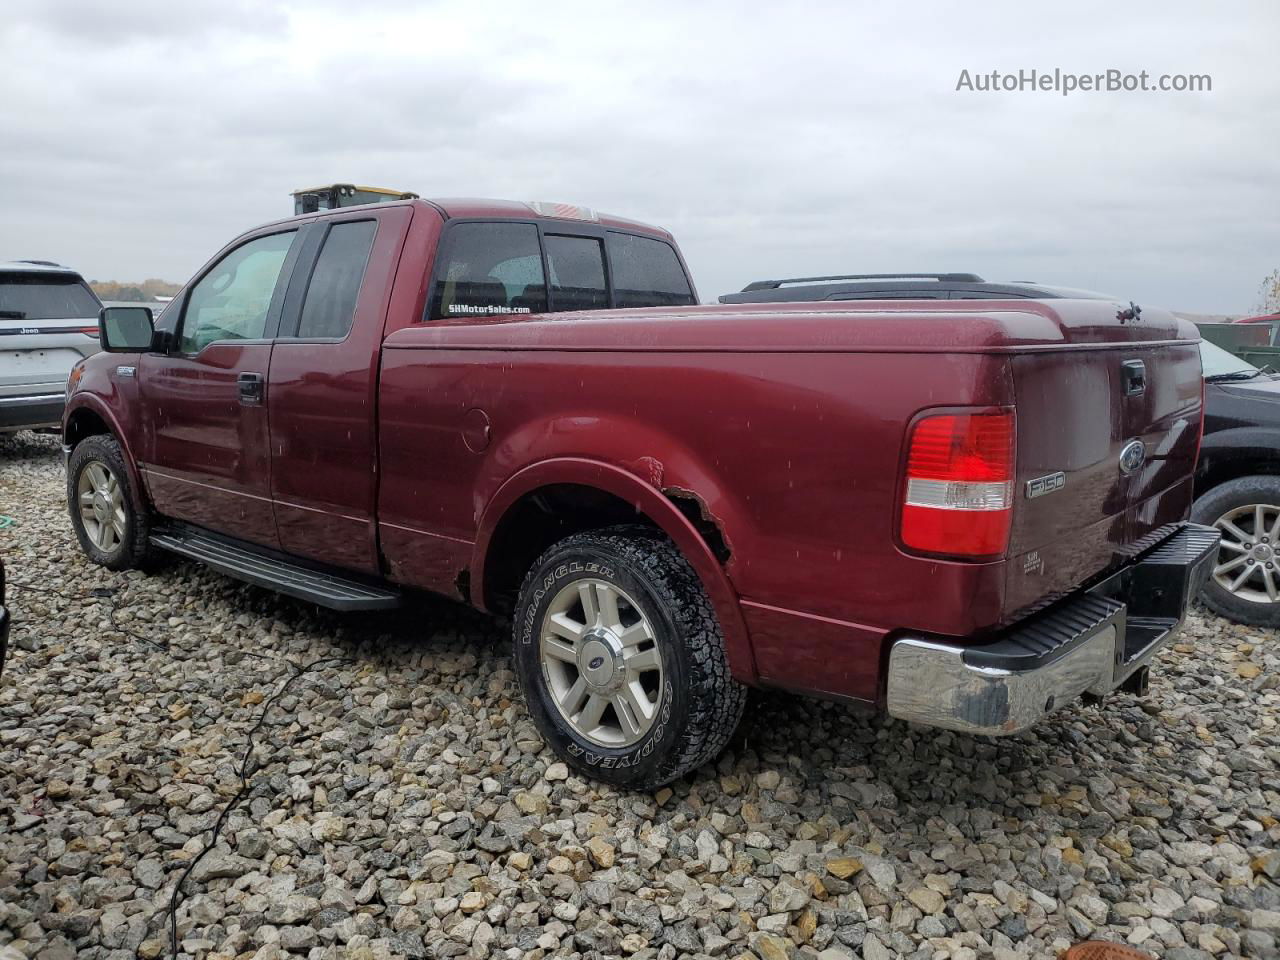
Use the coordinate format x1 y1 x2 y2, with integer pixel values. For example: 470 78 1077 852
63 198 1218 789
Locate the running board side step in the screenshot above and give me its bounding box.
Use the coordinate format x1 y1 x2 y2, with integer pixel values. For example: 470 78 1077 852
150 525 402 611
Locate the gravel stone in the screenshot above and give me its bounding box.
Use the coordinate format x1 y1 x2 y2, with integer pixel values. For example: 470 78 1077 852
1 431 1278 960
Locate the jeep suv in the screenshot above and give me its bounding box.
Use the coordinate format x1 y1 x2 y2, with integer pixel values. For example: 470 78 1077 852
0 261 103 433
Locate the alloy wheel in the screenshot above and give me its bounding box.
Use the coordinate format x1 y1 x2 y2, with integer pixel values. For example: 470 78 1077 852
1212 503 1280 604
77 460 126 554
539 578 664 748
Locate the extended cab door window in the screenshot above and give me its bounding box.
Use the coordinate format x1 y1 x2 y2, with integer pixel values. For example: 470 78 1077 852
606 232 695 308
293 220 378 339
264 208 407 573
544 235 608 312
429 222 547 320
180 231 296 353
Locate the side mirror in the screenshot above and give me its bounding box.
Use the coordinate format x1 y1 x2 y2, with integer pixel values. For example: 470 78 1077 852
98 306 154 352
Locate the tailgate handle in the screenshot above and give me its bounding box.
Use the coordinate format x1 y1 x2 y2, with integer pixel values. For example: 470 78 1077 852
1121 359 1146 396
237 372 265 406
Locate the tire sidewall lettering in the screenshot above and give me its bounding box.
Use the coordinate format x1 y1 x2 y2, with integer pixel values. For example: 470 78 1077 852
520 561 616 646
576 679 674 767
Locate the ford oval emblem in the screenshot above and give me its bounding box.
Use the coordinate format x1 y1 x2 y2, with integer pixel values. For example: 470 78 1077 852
588 656 605 669
1119 439 1146 475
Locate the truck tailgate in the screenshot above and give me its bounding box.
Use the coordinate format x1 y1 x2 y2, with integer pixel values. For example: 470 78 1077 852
1004 311 1202 620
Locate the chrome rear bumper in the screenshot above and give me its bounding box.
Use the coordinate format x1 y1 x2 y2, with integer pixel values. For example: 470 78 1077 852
886 523 1219 736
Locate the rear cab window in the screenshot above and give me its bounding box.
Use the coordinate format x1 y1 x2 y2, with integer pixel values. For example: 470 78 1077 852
430 223 546 320
427 220 694 320
606 233 695 308
545 235 607 312
0 273 101 321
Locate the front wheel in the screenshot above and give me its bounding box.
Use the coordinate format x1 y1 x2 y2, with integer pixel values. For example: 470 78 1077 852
67 435 152 571
512 526 746 790
1192 475 1280 627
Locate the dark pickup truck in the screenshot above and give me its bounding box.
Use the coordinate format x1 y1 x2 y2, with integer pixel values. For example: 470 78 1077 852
64 200 1217 788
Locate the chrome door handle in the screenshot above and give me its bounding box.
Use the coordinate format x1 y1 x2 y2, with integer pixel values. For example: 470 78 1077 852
237 372 265 406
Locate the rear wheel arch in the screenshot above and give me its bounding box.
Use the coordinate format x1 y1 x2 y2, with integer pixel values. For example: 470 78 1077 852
474 459 757 685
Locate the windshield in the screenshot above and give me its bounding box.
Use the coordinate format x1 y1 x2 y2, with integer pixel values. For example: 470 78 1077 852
0 273 101 320
1200 339 1262 379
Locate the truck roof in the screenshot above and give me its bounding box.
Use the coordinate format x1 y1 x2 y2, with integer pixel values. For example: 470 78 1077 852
258 198 676 240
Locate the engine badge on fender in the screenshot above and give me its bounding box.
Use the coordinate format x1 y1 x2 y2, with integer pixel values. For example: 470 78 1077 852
1025 471 1066 499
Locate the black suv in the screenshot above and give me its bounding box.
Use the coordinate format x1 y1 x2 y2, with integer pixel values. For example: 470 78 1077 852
718 272 1113 304
1193 341 1280 626
724 273 1280 627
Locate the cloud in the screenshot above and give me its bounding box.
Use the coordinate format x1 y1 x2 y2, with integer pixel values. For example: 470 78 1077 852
1 0 1277 311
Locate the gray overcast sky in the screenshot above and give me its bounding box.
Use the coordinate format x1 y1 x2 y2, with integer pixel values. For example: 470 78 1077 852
2 0 1277 312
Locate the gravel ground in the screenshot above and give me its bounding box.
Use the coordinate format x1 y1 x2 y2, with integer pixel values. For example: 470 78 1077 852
1 431 1278 960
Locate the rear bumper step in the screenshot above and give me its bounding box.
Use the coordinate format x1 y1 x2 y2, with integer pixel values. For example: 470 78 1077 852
886 522 1219 736
150 525 401 612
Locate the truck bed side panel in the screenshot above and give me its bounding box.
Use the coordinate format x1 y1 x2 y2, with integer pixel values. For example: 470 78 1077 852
377 345 1014 702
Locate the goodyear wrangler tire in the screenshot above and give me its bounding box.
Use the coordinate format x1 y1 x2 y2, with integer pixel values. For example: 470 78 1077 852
513 525 747 789
67 435 152 572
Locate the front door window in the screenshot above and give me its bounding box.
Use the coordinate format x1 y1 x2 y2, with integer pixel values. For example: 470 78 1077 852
180 231 296 353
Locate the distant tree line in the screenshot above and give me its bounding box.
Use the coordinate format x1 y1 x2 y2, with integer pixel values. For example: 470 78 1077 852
89 278 181 302
1257 269 1280 315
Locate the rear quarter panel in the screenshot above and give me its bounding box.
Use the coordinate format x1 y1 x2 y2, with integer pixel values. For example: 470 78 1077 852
377 333 1015 702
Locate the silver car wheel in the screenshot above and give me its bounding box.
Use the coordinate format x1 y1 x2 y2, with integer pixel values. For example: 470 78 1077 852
77 460 126 554
1213 503 1280 604
539 577 664 748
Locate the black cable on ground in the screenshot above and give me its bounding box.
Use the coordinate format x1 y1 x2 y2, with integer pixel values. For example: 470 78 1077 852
7 579 170 653
3 578 354 958
164 654 351 959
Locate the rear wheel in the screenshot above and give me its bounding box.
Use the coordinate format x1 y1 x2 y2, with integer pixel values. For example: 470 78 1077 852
1192 475 1280 627
67 435 152 571
512 526 746 789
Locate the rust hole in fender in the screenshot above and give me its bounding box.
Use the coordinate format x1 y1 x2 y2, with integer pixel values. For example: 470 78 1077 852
664 487 732 566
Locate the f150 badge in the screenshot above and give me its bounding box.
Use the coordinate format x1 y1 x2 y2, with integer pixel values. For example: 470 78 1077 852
1026 471 1066 499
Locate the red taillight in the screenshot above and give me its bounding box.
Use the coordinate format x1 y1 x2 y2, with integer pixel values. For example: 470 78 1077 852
901 410 1015 558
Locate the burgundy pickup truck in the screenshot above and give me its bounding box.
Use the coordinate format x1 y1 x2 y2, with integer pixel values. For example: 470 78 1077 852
64 198 1218 789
